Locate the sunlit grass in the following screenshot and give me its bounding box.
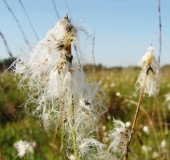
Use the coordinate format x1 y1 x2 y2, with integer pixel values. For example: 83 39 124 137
0 66 170 159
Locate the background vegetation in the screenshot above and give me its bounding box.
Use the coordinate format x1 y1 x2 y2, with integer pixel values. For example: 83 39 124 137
0 60 170 159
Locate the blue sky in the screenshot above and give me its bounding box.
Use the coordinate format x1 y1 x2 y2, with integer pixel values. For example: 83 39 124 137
0 0 170 67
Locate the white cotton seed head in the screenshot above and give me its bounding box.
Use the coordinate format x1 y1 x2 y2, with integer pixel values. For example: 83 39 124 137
143 125 150 134
102 125 106 131
68 154 74 160
9 16 108 160
45 15 78 52
42 113 55 131
125 121 131 128
138 46 158 70
136 45 161 97
107 115 111 120
136 68 161 97
9 16 88 130
75 102 97 134
165 93 170 102
142 145 151 154
74 84 107 134
77 138 105 160
108 119 131 155
165 93 170 110
152 151 159 159
115 92 122 97
161 140 166 148
14 140 35 158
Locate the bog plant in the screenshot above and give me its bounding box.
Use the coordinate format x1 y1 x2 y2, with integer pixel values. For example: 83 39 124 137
14 140 36 159
8 15 162 160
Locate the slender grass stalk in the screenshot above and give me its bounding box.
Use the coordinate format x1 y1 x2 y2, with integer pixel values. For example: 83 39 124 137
70 96 77 160
158 0 161 65
60 121 64 160
0 31 13 59
122 99 160 150
74 45 81 67
18 0 39 41
50 122 59 160
123 71 149 160
66 41 77 159
0 145 2 160
3 0 29 44
51 0 60 20
92 31 96 73
50 106 62 160
64 0 72 18
163 107 169 159
13 155 18 160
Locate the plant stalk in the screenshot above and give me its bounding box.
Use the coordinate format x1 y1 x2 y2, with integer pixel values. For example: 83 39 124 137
50 105 62 160
70 96 77 160
123 73 148 160
59 120 64 160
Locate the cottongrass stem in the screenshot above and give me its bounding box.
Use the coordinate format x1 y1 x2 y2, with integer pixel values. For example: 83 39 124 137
124 45 161 160
70 96 78 159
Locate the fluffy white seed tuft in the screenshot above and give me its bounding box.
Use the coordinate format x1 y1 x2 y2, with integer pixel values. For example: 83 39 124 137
108 119 131 156
77 138 106 160
14 140 36 158
136 45 161 97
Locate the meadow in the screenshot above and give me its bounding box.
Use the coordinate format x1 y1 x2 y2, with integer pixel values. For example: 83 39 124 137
0 65 170 160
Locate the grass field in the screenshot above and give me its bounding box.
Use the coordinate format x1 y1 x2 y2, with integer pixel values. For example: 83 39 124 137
0 65 170 160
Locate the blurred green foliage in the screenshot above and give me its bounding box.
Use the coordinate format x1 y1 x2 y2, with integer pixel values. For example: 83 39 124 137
0 65 170 159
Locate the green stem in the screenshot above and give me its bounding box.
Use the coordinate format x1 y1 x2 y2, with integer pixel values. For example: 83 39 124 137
70 96 77 160
13 154 18 160
60 124 64 149
59 118 64 160
50 105 62 160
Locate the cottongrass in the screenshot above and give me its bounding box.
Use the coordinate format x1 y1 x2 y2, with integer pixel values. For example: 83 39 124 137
9 15 87 129
123 45 162 160
77 138 105 160
9 15 110 159
142 125 150 135
125 122 131 128
152 151 159 159
141 145 151 154
165 93 170 110
8 15 163 160
108 119 131 157
14 140 36 158
136 45 161 97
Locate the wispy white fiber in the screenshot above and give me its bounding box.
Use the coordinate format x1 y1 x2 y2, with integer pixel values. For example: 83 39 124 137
14 140 36 158
136 45 161 97
108 119 131 156
10 15 108 158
